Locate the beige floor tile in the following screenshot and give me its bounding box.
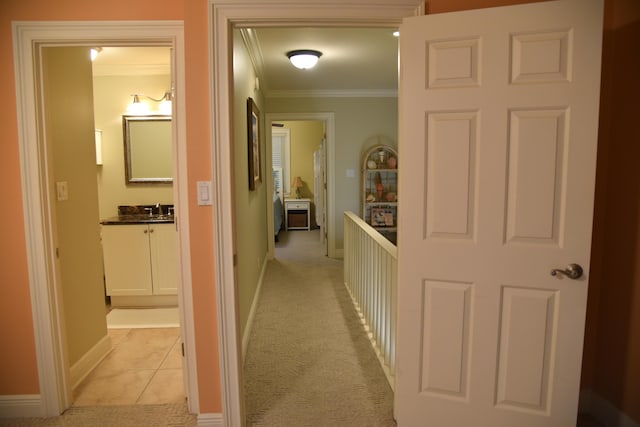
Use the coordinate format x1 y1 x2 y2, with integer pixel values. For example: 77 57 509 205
160 340 183 369
72 327 184 408
107 328 131 346
96 329 179 372
136 369 185 404
91 343 167 373
73 369 155 406
121 327 180 349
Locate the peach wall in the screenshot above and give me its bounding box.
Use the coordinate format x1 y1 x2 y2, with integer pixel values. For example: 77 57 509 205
184 0 222 413
591 0 640 421
426 0 546 13
580 0 615 393
0 0 221 413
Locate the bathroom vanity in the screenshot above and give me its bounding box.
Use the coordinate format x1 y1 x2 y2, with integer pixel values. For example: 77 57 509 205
101 205 177 307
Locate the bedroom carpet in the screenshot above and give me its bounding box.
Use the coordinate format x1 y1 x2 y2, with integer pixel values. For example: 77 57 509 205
243 229 396 426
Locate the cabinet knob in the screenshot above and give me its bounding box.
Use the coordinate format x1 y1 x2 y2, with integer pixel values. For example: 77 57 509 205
143 229 148 234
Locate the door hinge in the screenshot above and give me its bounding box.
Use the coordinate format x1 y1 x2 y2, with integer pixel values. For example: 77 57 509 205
233 253 238 266
181 342 185 357
55 248 60 259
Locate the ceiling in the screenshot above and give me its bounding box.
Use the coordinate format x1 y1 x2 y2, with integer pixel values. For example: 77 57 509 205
91 46 171 76
247 27 400 96
92 27 400 96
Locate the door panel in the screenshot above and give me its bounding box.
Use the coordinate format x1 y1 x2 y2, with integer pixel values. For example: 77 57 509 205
396 1 603 425
505 109 567 245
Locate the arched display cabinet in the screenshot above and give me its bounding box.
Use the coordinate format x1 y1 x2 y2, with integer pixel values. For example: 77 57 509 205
361 144 398 244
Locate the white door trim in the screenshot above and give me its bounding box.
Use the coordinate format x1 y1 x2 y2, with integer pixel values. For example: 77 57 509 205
208 1 422 425
265 112 335 258
12 21 198 416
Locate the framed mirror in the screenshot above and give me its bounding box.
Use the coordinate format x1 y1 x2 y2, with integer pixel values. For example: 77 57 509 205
123 115 173 184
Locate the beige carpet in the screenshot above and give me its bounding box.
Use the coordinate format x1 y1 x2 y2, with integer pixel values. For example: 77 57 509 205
243 229 396 426
0 403 195 426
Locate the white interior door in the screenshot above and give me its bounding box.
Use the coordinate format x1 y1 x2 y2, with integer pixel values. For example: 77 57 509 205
396 1 603 426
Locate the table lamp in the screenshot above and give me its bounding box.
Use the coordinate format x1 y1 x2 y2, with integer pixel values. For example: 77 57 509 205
293 176 304 199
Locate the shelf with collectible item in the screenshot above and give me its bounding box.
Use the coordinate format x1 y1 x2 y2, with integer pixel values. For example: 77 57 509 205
362 144 398 244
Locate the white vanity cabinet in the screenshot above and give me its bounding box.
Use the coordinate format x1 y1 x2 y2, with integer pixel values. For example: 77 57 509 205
102 223 177 297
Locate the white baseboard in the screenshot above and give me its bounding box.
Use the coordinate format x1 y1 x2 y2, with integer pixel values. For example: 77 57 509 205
242 256 268 363
0 395 43 418
580 389 640 427
197 412 223 426
70 334 112 389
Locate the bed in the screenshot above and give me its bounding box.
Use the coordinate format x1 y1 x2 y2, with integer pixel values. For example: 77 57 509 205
274 191 284 241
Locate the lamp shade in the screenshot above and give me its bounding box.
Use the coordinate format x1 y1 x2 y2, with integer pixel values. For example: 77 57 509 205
293 176 304 198
286 50 322 69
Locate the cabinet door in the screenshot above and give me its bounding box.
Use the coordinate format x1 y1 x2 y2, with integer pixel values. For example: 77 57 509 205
149 224 178 295
102 225 152 296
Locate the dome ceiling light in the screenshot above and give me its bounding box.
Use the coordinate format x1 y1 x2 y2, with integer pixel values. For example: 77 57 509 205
286 49 322 70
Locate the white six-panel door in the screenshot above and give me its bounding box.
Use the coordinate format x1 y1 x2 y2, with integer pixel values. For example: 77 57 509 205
396 1 603 425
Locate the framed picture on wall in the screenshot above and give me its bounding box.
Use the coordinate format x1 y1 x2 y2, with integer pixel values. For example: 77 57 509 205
247 97 261 190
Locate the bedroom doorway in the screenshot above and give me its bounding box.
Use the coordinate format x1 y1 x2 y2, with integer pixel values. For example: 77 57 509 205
266 113 335 259
270 119 328 256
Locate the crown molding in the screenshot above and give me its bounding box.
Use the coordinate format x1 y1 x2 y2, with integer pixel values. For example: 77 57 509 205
239 28 266 87
266 88 397 98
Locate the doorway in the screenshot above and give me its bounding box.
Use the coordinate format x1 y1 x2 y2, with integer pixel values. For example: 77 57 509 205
13 21 197 416
267 115 333 259
229 20 403 426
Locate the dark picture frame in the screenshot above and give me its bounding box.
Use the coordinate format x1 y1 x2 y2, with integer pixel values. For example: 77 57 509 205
247 97 261 190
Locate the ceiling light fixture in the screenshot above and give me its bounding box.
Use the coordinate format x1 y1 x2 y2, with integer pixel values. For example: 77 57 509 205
286 49 322 70
90 47 102 61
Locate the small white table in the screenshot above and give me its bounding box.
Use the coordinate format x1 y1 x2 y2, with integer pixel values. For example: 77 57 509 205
285 198 311 230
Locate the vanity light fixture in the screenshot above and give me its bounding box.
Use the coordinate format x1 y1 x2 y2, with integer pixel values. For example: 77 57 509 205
286 50 322 70
127 91 173 115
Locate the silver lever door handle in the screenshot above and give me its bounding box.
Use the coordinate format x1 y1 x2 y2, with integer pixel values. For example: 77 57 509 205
550 263 583 279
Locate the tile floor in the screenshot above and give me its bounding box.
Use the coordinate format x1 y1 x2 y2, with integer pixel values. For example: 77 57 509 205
73 327 184 406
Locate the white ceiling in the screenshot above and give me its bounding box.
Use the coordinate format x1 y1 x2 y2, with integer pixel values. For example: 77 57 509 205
92 27 399 96
91 46 171 76
249 27 400 96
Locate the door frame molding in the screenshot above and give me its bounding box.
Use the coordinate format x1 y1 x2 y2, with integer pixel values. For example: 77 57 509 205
208 1 422 425
265 112 335 258
12 21 198 416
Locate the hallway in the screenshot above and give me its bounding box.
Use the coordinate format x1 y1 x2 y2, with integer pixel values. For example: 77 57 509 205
243 229 396 426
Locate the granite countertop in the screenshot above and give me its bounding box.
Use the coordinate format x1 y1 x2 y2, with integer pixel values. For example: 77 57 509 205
100 214 175 225
101 204 175 225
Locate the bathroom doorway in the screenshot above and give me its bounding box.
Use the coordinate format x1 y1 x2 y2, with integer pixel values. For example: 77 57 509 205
14 21 197 415
40 44 185 408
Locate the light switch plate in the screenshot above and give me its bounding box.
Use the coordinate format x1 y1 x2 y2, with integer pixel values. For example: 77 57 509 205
56 181 68 201
346 168 356 178
197 181 213 206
